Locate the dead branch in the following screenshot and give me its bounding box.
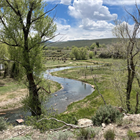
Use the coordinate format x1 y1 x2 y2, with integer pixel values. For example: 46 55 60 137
37 117 93 130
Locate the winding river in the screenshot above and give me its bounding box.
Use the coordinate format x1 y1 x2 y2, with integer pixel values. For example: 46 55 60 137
0 67 94 123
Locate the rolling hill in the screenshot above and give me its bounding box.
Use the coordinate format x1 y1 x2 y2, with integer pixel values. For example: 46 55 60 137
46 38 120 48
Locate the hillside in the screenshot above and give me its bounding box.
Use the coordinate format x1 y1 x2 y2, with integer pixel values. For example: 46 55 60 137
46 38 120 48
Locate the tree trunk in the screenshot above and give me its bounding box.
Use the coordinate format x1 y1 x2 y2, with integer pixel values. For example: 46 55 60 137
27 72 42 116
126 58 135 112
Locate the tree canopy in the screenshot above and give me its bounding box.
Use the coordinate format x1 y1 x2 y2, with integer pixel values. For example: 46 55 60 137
0 0 57 116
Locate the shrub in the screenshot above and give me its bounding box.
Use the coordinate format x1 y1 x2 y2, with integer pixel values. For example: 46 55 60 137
127 130 138 140
0 117 7 131
76 128 96 140
7 136 32 140
89 51 94 59
91 105 122 126
58 131 74 140
25 113 77 132
104 129 115 140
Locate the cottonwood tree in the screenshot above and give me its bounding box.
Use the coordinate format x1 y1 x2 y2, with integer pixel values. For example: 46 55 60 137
113 4 140 112
0 0 57 116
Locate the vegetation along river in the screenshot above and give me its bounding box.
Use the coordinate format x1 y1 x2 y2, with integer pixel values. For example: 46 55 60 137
0 67 94 123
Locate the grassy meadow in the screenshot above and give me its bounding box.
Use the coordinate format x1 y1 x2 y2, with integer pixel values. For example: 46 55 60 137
1 38 140 118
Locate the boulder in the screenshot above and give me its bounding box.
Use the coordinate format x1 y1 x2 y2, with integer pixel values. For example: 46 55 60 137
78 118 93 127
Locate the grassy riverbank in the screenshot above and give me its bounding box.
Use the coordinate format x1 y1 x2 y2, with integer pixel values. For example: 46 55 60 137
52 58 139 119
0 76 61 111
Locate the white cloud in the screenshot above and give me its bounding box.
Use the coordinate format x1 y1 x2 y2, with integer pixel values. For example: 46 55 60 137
68 0 117 21
103 0 140 5
60 0 72 5
79 19 114 31
44 0 72 5
52 20 115 41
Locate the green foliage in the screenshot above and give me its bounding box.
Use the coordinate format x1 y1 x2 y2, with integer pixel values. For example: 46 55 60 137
46 131 74 140
127 130 138 140
70 52 75 60
89 51 94 59
104 129 115 140
71 46 87 60
7 136 32 140
57 131 74 140
0 0 57 116
25 113 77 132
91 105 122 126
76 128 96 140
90 43 96 50
0 117 7 131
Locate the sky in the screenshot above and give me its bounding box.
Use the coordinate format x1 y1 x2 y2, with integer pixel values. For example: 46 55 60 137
44 0 140 41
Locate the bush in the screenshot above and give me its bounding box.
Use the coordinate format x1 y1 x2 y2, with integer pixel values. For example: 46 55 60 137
0 117 7 131
58 131 74 140
25 113 77 132
89 51 94 59
127 130 138 140
76 128 96 140
104 129 115 140
7 136 32 140
91 105 122 126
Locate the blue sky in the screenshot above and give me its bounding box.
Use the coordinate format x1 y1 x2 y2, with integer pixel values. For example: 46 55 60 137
44 0 140 41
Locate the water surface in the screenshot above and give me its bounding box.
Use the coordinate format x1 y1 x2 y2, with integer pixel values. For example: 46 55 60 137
0 67 94 123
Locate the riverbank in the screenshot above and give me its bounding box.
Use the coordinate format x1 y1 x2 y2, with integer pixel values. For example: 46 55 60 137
51 65 120 118
0 76 61 112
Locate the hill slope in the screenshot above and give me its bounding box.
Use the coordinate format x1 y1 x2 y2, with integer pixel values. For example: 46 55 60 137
46 38 120 48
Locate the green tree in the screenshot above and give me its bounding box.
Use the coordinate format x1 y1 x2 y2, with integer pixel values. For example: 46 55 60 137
90 43 96 50
0 0 56 116
89 51 94 59
71 46 79 60
79 47 87 60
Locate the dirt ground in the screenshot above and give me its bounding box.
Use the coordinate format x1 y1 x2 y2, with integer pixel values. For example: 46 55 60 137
0 77 28 112
1 114 140 140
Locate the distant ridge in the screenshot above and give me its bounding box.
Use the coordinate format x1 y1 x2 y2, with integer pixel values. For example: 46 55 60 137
46 38 120 48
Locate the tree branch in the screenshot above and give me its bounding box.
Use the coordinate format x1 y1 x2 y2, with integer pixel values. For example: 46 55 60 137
37 117 93 130
31 5 57 23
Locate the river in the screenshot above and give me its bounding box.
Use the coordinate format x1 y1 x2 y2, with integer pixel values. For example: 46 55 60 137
0 67 94 123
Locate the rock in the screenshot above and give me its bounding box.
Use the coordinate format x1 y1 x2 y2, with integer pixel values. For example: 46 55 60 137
78 118 93 127
102 123 106 128
16 119 24 124
55 94 57 96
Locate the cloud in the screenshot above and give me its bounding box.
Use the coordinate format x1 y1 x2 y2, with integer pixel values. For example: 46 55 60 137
68 0 117 21
60 0 72 5
103 0 140 5
79 19 114 31
44 0 72 5
52 20 115 41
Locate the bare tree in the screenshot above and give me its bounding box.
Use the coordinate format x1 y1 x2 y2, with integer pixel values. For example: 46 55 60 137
112 3 140 112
